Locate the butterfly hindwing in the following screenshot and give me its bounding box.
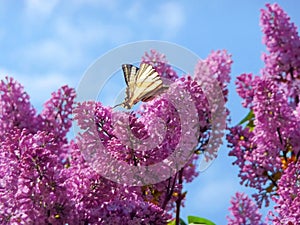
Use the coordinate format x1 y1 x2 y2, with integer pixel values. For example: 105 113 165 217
133 63 163 102
130 63 163 104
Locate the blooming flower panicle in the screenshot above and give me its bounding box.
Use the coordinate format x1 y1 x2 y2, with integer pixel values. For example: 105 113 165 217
228 3 300 223
194 50 232 102
235 73 262 108
261 3 300 106
0 77 37 137
229 77 300 207
99 199 171 225
268 161 300 224
0 78 76 223
0 130 73 224
227 192 266 225
41 85 76 145
194 50 231 168
73 49 231 221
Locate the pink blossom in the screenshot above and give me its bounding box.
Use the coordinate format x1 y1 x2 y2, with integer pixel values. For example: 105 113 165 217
268 161 300 225
227 192 265 225
227 3 300 224
0 47 231 223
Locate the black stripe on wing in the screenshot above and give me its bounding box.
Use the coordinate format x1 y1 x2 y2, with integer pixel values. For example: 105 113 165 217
140 85 169 102
122 64 139 85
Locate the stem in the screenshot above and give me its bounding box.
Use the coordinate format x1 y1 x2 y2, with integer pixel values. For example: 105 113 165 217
276 127 283 145
266 172 278 188
175 169 184 225
162 174 177 210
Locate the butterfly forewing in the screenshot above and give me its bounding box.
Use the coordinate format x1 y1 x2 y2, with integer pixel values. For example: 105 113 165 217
122 64 139 85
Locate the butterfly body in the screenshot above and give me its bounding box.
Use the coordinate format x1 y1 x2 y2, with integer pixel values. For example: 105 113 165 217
115 63 168 109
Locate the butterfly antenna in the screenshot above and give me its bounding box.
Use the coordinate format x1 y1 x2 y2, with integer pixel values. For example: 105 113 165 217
112 102 124 109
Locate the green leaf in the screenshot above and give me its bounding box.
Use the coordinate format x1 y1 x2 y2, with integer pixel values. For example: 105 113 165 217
238 110 254 125
247 119 255 131
187 216 216 225
167 218 187 225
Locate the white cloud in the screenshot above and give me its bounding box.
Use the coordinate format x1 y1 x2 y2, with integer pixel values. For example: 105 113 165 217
123 1 186 39
15 18 95 72
25 0 59 18
18 16 133 72
0 68 74 110
54 18 131 46
17 38 85 74
125 2 143 20
72 0 118 11
6 1 187 112
16 1 186 75
149 2 185 38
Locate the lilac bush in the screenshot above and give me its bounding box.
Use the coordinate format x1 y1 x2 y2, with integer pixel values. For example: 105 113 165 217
227 3 300 224
0 48 231 224
73 49 231 224
4 3 299 224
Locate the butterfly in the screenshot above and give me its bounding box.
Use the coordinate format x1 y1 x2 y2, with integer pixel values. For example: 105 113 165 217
114 63 168 109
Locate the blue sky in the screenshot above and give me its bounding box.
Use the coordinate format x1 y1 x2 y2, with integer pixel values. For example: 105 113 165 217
1 0 300 224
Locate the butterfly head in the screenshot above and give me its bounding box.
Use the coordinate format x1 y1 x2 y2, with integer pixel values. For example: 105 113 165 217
123 102 133 109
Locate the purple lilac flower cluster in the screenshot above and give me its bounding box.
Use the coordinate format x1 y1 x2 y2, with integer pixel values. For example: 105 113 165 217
0 77 75 224
227 192 265 225
227 3 300 224
0 48 231 224
261 3 300 107
74 49 231 219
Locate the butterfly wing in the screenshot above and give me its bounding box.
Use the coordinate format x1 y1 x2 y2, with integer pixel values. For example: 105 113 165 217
129 63 165 105
115 63 167 109
122 64 139 85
